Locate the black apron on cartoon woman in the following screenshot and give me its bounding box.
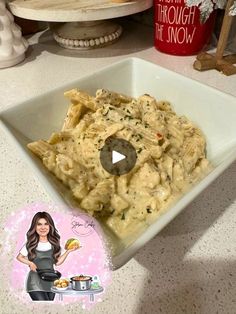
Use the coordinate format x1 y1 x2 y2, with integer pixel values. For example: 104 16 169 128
27 248 55 301
16 211 79 301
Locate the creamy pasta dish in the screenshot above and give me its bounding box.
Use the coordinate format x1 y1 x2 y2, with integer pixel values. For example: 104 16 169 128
28 88 210 240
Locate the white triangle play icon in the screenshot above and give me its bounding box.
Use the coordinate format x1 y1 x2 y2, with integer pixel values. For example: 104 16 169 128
112 150 126 164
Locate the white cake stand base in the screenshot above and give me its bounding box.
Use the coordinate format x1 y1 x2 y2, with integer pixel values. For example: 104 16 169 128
8 0 153 50
51 20 122 50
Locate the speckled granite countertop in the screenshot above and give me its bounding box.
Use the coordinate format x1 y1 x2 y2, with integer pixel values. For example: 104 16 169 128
0 21 236 314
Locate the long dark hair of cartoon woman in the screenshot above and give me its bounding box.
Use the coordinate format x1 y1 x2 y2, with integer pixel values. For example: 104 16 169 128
26 212 61 263
17 211 79 301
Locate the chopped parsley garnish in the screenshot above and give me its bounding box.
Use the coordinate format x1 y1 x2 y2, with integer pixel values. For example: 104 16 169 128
146 207 152 214
121 212 125 220
124 115 133 120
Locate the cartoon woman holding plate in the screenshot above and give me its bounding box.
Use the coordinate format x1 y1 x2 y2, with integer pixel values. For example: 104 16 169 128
16 212 79 301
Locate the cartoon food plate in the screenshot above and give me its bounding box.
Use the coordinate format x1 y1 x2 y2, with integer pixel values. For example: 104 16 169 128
51 238 103 301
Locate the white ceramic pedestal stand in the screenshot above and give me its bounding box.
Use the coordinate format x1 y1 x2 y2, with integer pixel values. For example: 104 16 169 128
51 20 122 50
8 0 152 50
0 0 28 68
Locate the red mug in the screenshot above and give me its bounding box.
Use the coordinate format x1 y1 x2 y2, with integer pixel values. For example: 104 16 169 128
154 0 216 56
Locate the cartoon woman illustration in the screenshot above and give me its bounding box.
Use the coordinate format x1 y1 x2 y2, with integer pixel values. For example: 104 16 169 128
16 211 79 301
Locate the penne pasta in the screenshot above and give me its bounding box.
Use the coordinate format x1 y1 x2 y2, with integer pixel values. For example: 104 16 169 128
27 88 210 240
27 140 54 158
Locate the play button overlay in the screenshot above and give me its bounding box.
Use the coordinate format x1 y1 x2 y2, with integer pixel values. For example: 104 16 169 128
100 137 137 176
112 151 126 164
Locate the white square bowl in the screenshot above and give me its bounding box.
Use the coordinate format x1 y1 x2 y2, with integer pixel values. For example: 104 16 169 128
1 57 236 269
